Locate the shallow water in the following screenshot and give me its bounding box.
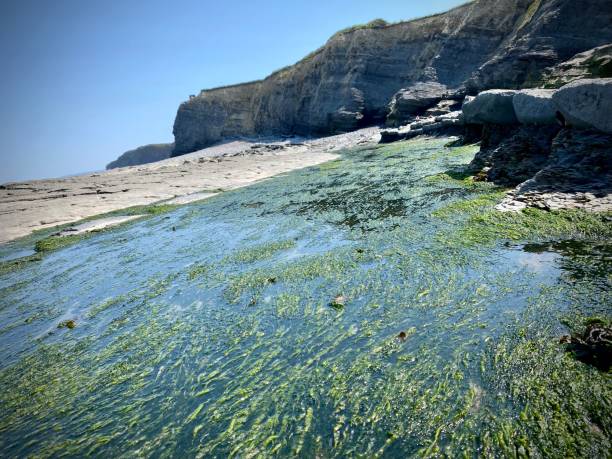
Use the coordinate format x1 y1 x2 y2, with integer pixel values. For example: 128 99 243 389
0 138 610 457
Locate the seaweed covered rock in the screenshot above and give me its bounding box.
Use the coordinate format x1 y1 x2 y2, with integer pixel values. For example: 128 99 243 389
552 78 612 133
512 89 557 125
462 90 519 125
560 319 612 371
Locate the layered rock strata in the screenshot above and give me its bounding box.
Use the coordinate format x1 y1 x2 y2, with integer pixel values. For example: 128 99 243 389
172 0 612 156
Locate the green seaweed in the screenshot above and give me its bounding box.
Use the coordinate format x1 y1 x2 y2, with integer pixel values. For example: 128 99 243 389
0 137 609 457
0 253 42 275
224 239 296 264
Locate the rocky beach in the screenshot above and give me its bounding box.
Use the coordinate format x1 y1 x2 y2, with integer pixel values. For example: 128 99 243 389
0 129 378 243
1 0 611 457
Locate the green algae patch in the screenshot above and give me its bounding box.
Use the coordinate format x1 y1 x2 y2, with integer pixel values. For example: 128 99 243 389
318 160 342 171
117 203 179 217
424 169 495 189
462 208 612 244
1 137 610 457
0 253 42 275
187 263 211 281
32 203 180 253
434 190 612 246
225 239 296 264
35 231 98 253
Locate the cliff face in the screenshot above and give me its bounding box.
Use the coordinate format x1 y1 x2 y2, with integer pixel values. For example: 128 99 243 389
466 0 612 90
106 143 174 170
172 0 612 156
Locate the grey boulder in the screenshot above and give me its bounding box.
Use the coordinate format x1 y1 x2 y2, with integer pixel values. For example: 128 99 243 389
512 89 557 125
462 90 518 125
386 82 447 127
552 78 612 133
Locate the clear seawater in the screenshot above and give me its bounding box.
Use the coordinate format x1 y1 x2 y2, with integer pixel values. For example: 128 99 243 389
0 138 609 457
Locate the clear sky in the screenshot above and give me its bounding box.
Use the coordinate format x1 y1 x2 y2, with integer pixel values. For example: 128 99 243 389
0 0 466 183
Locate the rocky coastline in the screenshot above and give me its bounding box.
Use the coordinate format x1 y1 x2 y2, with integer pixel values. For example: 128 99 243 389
156 0 611 217
169 0 612 155
12 0 612 242
380 76 612 212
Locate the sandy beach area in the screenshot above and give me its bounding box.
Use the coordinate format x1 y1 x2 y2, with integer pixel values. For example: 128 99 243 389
0 128 380 244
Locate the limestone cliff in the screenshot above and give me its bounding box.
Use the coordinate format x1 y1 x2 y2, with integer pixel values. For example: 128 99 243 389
172 0 612 156
106 143 174 170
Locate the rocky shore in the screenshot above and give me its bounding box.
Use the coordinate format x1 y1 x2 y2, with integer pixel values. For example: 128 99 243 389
379 75 612 213
6 0 612 244
0 129 378 243
156 0 610 218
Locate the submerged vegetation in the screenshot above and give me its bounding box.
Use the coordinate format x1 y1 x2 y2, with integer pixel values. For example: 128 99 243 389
0 138 609 457
31 203 180 253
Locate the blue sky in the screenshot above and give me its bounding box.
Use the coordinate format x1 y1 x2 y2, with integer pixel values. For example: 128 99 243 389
0 0 465 183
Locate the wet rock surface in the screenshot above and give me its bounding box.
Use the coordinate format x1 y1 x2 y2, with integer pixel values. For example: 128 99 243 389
469 124 561 186
496 129 612 212
561 319 612 372
1 129 379 243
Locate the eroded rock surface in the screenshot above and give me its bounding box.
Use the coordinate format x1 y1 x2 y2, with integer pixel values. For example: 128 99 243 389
379 111 463 143
552 78 612 133
462 90 518 125
466 0 612 91
386 82 448 127
469 124 561 185
497 129 612 212
512 89 557 125
540 44 612 89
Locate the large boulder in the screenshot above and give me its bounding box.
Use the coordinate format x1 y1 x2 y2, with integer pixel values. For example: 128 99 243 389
512 89 557 125
552 78 612 133
462 90 519 125
386 82 448 127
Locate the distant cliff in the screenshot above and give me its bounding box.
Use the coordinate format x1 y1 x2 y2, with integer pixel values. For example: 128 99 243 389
172 0 612 156
106 143 174 170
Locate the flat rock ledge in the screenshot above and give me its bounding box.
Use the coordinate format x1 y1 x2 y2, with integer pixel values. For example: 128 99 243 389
0 128 380 244
497 191 612 213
